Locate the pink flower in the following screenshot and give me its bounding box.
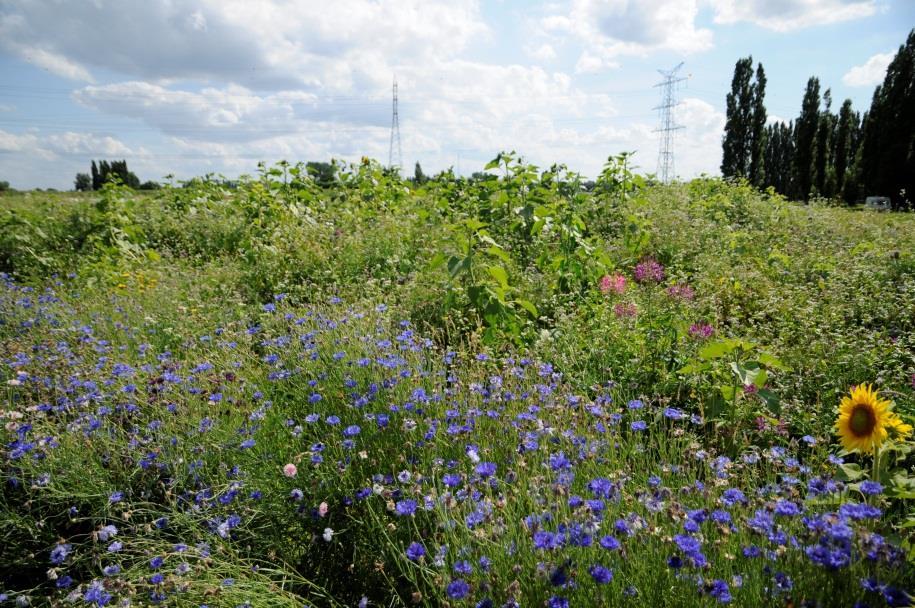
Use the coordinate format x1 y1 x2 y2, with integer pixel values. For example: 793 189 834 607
633 258 665 284
283 463 298 478
613 302 637 318
688 323 714 339
599 274 627 295
667 284 695 301
318 501 329 517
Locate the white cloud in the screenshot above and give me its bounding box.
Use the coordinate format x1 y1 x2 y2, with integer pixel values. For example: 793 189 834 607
0 1 734 188
0 0 487 90
842 51 893 87
73 82 325 142
526 43 558 62
0 129 138 187
542 0 714 61
708 0 877 32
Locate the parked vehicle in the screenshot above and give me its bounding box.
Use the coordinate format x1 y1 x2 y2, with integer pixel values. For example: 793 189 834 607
865 196 891 211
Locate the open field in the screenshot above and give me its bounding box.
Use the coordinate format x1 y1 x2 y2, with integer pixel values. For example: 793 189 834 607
1 159 914 606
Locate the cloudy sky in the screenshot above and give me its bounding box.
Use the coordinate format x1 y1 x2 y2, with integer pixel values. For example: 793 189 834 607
0 0 912 189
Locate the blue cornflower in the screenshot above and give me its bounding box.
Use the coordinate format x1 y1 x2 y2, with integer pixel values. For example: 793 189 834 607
50 543 71 565
587 477 616 499
406 542 425 561
453 560 473 575
98 525 118 541
549 452 571 470
589 564 613 584
475 462 497 478
859 480 883 496
446 579 470 600
721 488 746 507
395 499 417 516
664 407 685 420
884 586 913 607
83 579 112 606
774 500 801 517
547 597 569 608
599 535 621 550
443 473 462 488
708 579 731 604
630 420 647 431
673 534 701 555
343 425 361 438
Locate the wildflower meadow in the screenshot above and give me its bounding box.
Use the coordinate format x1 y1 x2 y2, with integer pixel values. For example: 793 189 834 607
1 157 914 607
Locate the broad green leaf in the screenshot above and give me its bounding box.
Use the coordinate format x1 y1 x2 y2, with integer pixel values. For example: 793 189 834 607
428 252 447 270
699 339 737 360
514 298 538 317
487 265 509 289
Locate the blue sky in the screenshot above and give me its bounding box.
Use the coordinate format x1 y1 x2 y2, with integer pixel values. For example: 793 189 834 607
1 0 912 189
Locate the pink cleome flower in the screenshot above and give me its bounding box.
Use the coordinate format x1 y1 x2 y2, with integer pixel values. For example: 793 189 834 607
599 273 627 295
667 284 695 301
634 258 665 284
688 323 714 339
613 302 637 318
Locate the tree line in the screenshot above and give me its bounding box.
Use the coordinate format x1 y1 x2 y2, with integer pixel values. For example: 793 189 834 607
75 160 160 191
721 28 914 208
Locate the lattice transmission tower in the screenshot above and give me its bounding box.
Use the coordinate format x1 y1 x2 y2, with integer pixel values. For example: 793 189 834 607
388 78 403 171
653 62 686 184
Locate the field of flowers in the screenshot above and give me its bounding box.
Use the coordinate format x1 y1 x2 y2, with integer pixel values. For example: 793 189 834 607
1 157 914 606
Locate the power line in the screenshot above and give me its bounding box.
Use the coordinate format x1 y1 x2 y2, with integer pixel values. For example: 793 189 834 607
653 62 686 184
388 77 402 170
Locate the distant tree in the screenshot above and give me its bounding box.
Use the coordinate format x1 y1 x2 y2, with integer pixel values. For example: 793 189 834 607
793 77 820 201
306 161 337 188
763 121 794 196
91 160 100 190
813 89 835 197
90 159 140 189
858 28 915 208
749 63 768 187
832 99 859 202
414 161 427 184
721 57 755 179
138 180 161 190
74 173 92 191
0 180 10 192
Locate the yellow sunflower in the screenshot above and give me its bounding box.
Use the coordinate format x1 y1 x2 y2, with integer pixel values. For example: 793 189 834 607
835 384 891 454
887 414 913 439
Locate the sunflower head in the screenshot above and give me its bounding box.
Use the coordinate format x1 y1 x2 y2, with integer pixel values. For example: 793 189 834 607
836 384 891 454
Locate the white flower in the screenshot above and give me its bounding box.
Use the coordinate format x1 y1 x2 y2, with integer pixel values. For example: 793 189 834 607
322 528 334 542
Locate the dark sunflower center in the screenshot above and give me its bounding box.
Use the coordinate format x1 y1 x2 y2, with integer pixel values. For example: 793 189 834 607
849 405 876 437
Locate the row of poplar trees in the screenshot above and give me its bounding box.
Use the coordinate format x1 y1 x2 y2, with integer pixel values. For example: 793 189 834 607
721 28 915 208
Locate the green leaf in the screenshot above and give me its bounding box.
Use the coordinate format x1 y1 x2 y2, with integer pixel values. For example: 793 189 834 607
758 352 790 371
487 265 509 289
677 361 710 374
514 298 538 317
447 255 471 279
428 252 447 270
837 462 865 481
757 388 781 415
486 246 512 264
699 339 737 360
